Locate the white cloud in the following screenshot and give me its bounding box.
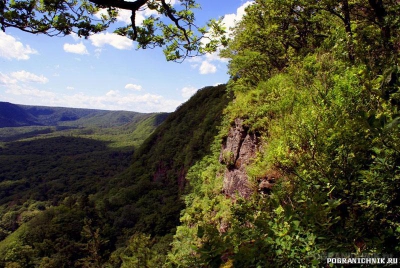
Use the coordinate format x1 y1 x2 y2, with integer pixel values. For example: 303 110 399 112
69 32 81 41
0 71 48 84
11 70 48 83
192 2 253 74
135 8 159 25
181 86 197 99
66 86 75 90
116 9 159 25
3 84 181 113
199 61 217 75
125 83 143 91
63 42 89 55
106 90 119 97
221 1 253 37
0 72 17 85
94 7 158 26
90 32 133 50
95 1 173 25
201 2 252 48
61 91 181 113
1 71 52 107
188 57 202 63
94 9 132 24
206 52 228 63
0 31 38 60
5 85 56 98
115 9 132 24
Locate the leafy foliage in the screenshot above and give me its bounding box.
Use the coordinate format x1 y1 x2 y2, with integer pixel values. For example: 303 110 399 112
169 0 400 266
2 0 400 266
0 0 227 61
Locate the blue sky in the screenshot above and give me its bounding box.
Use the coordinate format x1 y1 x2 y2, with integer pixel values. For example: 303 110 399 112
0 0 252 113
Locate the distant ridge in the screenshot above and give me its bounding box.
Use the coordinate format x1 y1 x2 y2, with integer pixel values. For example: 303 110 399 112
0 102 155 128
0 102 39 127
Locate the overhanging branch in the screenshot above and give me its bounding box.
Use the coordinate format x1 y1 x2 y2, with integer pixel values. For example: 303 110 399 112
88 0 148 11
161 0 191 47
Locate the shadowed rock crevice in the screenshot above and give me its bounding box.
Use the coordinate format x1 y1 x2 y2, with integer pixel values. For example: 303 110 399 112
219 118 259 199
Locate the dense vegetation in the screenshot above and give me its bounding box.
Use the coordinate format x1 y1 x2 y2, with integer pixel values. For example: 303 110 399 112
0 107 166 267
1 0 400 267
0 84 229 267
168 0 400 267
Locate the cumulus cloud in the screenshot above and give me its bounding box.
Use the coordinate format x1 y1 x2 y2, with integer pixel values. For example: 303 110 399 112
0 32 38 60
1 71 53 108
115 8 159 25
0 73 16 85
63 42 89 55
136 8 159 25
63 91 182 113
181 86 198 99
5 86 56 98
193 1 253 75
0 71 48 84
106 90 119 97
199 61 217 75
114 9 132 24
90 32 133 50
66 86 75 90
3 84 181 113
125 84 143 91
11 71 48 83
221 1 253 37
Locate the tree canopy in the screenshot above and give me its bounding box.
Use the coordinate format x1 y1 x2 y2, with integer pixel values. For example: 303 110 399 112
0 0 226 61
169 0 400 266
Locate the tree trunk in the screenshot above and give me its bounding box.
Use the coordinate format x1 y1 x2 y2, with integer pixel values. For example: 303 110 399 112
341 0 355 63
368 0 392 49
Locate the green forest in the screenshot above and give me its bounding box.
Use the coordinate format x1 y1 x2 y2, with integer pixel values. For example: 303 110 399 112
0 85 230 267
1 0 400 267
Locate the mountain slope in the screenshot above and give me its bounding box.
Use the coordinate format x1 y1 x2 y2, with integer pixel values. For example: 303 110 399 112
100 84 231 236
168 1 400 267
0 102 149 128
0 84 231 267
0 102 38 127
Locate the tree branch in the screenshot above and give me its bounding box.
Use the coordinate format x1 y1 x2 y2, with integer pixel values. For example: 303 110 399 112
130 10 137 40
160 0 190 45
88 0 148 11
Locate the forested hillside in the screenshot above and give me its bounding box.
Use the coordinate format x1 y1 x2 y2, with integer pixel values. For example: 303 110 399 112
168 0 400 267
0 84 230 267
0 102 148 128
0 105 168 266
1 0 399 267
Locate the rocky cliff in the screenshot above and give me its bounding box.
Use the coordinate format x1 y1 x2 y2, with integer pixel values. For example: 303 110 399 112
219 118 259 198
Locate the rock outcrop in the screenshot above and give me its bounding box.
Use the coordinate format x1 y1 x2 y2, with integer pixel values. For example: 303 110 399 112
219 118 259 199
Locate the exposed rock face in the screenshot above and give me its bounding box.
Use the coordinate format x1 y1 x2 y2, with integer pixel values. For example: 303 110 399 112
257 170 280 195
219 118 259 199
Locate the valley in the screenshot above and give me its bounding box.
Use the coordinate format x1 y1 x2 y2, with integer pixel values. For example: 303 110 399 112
0 85 230 267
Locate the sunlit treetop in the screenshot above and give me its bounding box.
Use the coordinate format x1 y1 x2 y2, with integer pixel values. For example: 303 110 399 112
0 0 228 61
